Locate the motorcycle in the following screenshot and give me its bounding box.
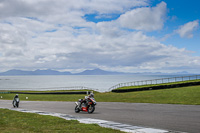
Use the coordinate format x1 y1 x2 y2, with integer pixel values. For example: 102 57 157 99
13 98 20 108
75 96 97 113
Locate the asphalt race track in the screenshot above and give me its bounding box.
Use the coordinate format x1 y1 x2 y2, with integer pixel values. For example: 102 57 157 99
0 100 200 133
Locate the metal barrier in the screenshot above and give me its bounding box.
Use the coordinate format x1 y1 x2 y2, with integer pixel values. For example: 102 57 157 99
109 75 200 91
0 86 96 91
0 92 10 94
9 91 93 95
42 86 96 91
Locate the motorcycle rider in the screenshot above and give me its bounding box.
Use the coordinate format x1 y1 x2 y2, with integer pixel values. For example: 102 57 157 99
13 94 20 105
79 93 94 108
89 93 94 98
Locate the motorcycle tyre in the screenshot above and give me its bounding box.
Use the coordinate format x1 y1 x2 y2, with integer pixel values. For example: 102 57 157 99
88 105 95 114
75 105 80 113
13 101 16 108
16 103 19 108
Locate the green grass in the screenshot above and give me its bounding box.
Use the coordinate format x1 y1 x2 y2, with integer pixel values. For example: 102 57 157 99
1 85 200 105
0 109 122 133
96 86 200 105
113 79 200 90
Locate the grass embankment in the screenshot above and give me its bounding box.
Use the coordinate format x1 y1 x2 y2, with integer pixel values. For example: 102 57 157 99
113 79 200 90
0 109 122 133
1 86 200 105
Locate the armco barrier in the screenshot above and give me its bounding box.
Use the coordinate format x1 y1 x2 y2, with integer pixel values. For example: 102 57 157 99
111 81 200 93
9 91 92 95
0 92 10 94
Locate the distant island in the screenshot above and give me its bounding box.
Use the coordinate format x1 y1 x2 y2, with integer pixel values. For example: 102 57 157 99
0 68 191 76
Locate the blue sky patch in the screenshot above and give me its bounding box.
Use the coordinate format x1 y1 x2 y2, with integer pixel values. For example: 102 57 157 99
45 29 57 32
84 13 120 23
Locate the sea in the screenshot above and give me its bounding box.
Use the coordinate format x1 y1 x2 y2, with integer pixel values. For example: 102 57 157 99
0 74 196 92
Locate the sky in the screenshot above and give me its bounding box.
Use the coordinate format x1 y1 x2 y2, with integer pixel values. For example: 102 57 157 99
0 0 199 73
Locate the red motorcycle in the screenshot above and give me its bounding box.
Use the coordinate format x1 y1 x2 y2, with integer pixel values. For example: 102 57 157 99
75 96 96 113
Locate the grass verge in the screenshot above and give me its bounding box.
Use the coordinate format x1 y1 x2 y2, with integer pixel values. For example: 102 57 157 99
1 85 200 105
0 108 122 133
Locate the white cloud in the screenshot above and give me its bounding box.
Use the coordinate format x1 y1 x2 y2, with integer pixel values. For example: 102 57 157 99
0 0 148 19
0 0 200 73
176 20 199 38
118 2 167 31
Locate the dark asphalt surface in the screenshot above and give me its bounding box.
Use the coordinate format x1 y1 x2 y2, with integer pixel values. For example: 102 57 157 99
1 100 200 133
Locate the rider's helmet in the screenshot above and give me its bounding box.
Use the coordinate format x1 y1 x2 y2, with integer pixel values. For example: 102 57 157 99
89 93 94 98
15 94 18 98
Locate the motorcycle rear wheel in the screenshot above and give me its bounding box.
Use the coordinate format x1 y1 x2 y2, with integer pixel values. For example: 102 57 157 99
88 105 95 113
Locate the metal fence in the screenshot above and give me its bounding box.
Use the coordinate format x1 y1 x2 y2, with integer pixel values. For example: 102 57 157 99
51 86 94 90
109 75 200 91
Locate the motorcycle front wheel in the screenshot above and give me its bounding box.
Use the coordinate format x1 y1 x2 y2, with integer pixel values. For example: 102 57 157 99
13 101 16 108
16 103 19 108
88 105 95 113
75 105 80 113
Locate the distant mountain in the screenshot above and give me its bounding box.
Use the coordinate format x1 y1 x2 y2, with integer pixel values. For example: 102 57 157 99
0 68 126 76
0 68 193 76
76 68 125 75
0 69 31 75
0 69 72 75
32 69 72 75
